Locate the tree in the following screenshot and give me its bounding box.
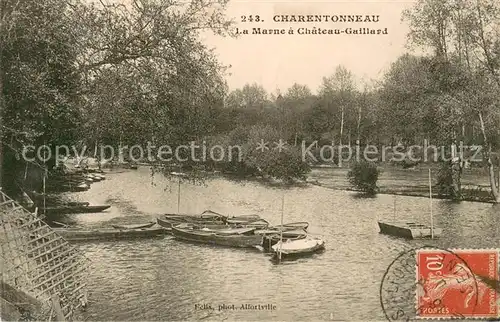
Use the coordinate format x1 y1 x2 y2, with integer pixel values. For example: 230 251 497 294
225 83 268 110
281 83 315 145
319 66 357 151
285 83 312 101
0 0 85 193
0 0 236 191
403 0 500 203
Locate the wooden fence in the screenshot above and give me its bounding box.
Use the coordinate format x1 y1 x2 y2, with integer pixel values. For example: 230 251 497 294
0 191 90 320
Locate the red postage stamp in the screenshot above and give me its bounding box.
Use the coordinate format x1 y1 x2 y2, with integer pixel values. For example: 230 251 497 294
416 249 499 319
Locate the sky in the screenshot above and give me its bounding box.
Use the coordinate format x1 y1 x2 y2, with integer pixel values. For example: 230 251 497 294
202 0 419 93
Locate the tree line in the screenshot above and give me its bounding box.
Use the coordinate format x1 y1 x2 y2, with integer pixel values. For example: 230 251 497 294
0 0 498 202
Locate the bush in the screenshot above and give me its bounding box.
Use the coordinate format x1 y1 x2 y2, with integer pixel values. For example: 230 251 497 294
436 160 462 200
347 161 380 194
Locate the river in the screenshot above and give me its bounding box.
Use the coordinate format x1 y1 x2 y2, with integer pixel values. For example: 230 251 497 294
61 167 499 321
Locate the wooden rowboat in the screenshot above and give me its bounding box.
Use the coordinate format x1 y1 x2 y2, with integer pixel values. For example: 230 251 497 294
225 214 262 225
163 210 227 224
241 219 269 229
171 224 262 248
111 222 156 230
270 222 309 231
158 216 225 228
272 237 325 257
39 205 111 215
65 202 90 207
199 226 256 235
257 229 308 251
254 228 307 237
157 218 229 231
377 221 442 239
53 226 167 242
378 170 442 240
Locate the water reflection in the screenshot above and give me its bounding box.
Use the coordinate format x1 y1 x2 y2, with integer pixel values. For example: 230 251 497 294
66 167 500 321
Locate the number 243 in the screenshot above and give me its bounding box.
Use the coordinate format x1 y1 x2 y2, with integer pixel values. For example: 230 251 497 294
241 15 261 22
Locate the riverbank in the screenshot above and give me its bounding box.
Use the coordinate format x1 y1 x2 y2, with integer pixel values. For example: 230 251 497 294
42 162 496 206
308 165 496 204
139 163 496 204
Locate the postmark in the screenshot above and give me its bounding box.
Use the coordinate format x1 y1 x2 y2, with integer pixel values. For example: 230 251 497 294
380 246 500 321
380 247 424 321
416 249 499 319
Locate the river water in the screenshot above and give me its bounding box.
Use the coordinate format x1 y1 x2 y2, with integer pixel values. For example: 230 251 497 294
61 167 499 321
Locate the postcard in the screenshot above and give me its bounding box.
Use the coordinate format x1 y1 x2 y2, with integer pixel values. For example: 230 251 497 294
0 0 499 321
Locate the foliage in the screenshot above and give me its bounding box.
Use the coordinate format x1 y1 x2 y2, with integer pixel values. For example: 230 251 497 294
1 0 499 199
225 83 270 110
1 0 83 146
347 161 380 194
436 160 456 199
402 0 500 202
224 124 310 181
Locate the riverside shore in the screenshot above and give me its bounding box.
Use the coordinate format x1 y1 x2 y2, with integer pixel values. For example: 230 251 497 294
308 165 496 204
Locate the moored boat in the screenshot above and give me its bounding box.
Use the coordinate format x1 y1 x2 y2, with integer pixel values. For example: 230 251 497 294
65 201 90 207
201 226 256 235
241 219 269 229
270 221 309 230
39 204 111 215
157 216 268 231
377 221 442 239
272 237 325 257
256 229 308 251
254 228 307 237
157 218 230 230
161 210 228 226
156 217 175 230
111 222 156 230
171 224 262 248
378 169 442 239
54 226 167 242
225 214 261 225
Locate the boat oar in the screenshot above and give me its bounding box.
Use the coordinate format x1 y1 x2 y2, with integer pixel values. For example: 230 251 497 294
52 221 70 228
278 194 285 261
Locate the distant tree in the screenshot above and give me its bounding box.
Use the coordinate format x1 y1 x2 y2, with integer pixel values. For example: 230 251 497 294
225 83 268 110
347 160 380 194
284 83 312 101
319 65 357 149
212 124 310 181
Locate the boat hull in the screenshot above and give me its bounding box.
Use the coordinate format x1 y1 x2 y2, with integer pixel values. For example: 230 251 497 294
378 221 442 239
54 227 167 242
111 222 156 230
271 222 309 230
157 217 226 229
40 205 111 215
272 238 325 257
171 226 262 248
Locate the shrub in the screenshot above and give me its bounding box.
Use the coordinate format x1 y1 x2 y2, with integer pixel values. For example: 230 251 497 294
347 161 380 194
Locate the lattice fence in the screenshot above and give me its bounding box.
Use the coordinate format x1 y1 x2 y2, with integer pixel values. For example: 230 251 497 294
0 191 90 320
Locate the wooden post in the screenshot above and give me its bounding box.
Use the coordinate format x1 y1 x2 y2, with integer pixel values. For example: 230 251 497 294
0 35 4 190
278 194 284 261
429 169 434 239
51 294 65 322
177 177 181 214
393 196 396 222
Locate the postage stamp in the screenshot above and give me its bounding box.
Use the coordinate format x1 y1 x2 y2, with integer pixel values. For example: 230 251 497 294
416 249 499 319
